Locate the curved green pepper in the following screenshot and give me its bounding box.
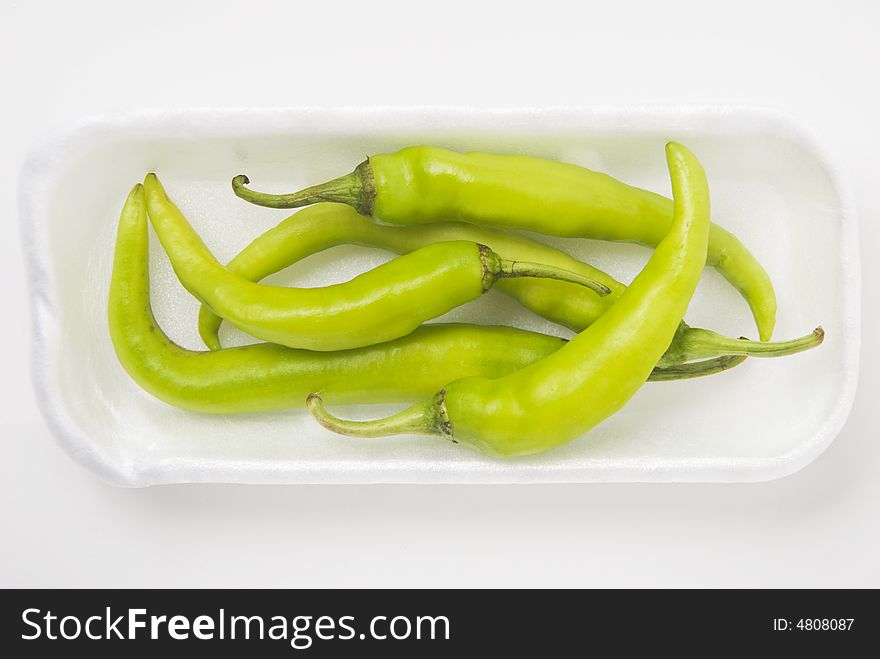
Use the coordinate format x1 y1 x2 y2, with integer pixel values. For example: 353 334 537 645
143 174 609 352
306 143 752 455
233 145 777 340
197 203 821 367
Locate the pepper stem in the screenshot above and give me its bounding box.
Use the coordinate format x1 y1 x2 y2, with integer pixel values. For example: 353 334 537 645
232 160 374 215
498 259 612 297
307 392 446 438
648 354 747 381
682 326 824 361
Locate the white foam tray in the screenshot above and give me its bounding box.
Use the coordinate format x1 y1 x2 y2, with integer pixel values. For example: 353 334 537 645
20 107 860 486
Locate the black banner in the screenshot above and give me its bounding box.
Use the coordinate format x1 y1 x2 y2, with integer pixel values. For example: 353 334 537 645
1 589 876 655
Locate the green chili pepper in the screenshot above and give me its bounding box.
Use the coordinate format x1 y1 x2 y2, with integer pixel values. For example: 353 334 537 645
232 145 777 341
197 202 821 367
306 143 749 456
143 174 611 352
109 184 742 414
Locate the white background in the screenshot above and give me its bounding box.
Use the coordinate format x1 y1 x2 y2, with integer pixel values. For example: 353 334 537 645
1 0 877 587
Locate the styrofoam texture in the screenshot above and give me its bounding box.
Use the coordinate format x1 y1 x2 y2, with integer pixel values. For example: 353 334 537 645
19 106 860 486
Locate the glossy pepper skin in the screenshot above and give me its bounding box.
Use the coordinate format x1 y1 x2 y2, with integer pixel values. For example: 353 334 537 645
198 203 821 367
143 174 607 352
108 184 581 413
233 145 777 341
308 143 716 456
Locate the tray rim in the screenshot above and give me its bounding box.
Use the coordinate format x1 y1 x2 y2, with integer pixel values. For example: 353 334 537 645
19 104 862 487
